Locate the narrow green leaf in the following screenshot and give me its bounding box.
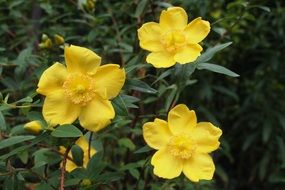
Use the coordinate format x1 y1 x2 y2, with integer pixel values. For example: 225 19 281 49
51 124 82 138
118 138 136 150
197 63 239 77
0 135 35 150
250 5 271 12
126 79 157 94
134 145 152 154
0 133 47 160
152 69 172 85
129 168 140 179
0 111 6 131
135 0 148 17
195 42 232 63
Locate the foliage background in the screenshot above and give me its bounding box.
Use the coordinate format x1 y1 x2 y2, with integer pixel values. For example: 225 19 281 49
0 0 284 189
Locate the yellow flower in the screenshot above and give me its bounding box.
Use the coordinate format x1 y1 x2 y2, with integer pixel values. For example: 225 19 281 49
142 104 222 182
24 120 42 134
138 7 210 68
60 136 96 172
37 45 125 131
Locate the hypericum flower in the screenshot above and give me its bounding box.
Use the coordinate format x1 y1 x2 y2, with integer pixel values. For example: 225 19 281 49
138 7 210 68
143 104 222 182
37 45 125 131
24 120 42 134
60 136 96 172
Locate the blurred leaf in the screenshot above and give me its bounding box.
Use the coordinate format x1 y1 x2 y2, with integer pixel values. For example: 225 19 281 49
129 168 140 179
17 150 28 164
152 69 172 85
262 120 272 143
33 148 61 168
0 135 35 150
134 145 151 154
0 133 48 160
135 0 148 18
51 124 83 138
118 138 136 151
0 111 6 131
250 5 271 12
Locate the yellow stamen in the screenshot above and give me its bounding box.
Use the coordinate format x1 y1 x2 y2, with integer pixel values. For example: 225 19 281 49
63 74 95 106
167 134 197 159
161 30 186 53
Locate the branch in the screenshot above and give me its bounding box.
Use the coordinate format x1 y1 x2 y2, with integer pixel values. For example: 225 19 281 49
60 145 72 190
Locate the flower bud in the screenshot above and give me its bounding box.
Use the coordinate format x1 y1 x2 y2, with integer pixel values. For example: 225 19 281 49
86 0 95 11
54 34 65 45
44 39 53 48
41 34 49 41
24 121 42 134
81 179 91 186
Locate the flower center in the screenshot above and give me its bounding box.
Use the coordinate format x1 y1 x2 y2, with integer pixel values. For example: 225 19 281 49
63 74 96 106
167 134 197 159
161 30 186 53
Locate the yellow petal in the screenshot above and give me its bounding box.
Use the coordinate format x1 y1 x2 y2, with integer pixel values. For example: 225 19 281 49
151 148 183 179
43 90 81 125
79 95 115 132
75 136 96 168
64 45 101 75
159 7 188 30
37 62 68 96
174 44 202 64
168 104 197 135
192 122 222 153
143 118 172 150
184 17 210 44
137 22 164 52
146 52 176 68
59 146 78 172
65 159 78 172
93 64 125 100
183 153 215 182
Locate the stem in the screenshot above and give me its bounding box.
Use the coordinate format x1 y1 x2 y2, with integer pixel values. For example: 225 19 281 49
134 157 150 189
88 132 93 159
60 145 72 190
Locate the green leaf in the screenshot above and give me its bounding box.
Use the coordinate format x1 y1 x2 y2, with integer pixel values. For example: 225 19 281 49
14 96 33 104
51 124 82 138
87 151 105 179
250 5 271 12
197 63 239 77
17 150 29 164
129 168 140 179
118 138 136 151
126 79 157 94
0 135 35 150
112 94 139 116
71 144 84 166
152 69 173 85
195 42 232 63
0 111 6 131
134 145 152 154
0 133 48 160
135 0 148 17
